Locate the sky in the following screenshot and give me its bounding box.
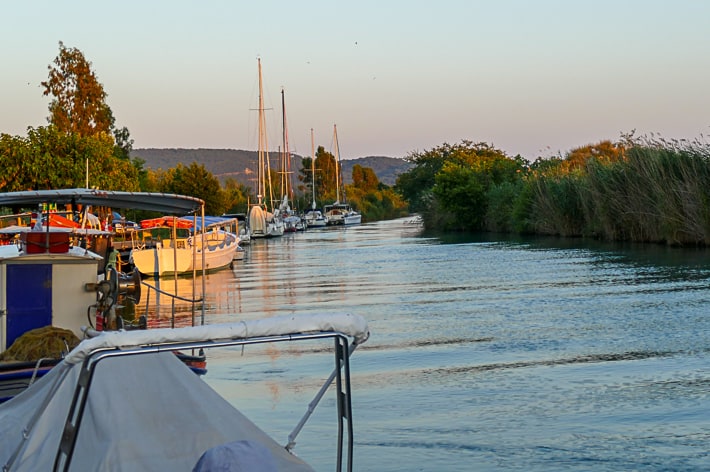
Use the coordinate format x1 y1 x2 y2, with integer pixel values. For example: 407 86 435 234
2 1 710 161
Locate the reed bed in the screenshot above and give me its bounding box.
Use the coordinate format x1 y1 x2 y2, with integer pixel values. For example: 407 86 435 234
522 141 710 245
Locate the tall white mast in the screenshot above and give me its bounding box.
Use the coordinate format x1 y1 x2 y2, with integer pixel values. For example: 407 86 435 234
257 58 266 207
257 58 275 211
281 88 292 206
333 124 341 203
311 128 317 210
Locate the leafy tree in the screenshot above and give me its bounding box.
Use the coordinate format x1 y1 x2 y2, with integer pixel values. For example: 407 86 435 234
433 162 488 231
315 146 337 202
113 126 134 161
343 165 409 222
395 145 448 213
42 42 114 137
222 177 250 214
42 41 135 165
158 162 229 215
0 133 30 192
351 164 379 192
396 140 525 230
0 126 138 192
296 146 337 207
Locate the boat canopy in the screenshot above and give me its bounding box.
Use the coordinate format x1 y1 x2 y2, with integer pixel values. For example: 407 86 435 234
68 313 369 364
0 353 314 472
178 215 238 233
0 189 204 215
140 216 194 229
0 313 369 472
0 225 111 236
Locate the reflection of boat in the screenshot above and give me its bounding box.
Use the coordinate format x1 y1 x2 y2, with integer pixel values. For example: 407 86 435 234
130 216 239 277
0 189 209 403
324 125 361 226
0 313 370 471
249 58 285 239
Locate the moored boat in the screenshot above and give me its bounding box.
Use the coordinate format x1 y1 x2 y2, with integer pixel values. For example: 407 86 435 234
129 215 240 277
0 188 210 402
0 313 369 471
249 58 285 239
324 125 361 226
304 128 329 228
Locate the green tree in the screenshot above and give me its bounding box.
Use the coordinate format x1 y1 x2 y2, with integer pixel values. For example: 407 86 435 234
315 146 337 202
397 140 525 230
42 41 134 165
42 42 114 137
0 126 139 192
0 133 30 192
222 177 250 214
158 162 229 215
296 146 337 207
342 165 409 222
351 164 379 192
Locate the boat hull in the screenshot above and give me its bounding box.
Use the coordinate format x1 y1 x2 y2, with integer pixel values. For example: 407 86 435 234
130 231 238 277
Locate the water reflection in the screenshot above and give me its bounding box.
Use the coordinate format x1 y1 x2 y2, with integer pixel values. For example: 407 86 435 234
135 218 710 471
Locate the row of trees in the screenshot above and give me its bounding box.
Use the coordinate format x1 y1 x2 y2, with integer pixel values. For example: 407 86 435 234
0 42 407 222
395 135 710 246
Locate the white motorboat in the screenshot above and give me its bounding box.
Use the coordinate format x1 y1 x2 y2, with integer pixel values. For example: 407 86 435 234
304 209 327 228
130 215 239 277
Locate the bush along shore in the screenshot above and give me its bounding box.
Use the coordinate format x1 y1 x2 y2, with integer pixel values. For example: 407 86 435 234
395 135 710 246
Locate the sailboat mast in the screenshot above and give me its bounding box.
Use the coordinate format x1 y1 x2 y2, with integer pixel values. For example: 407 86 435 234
281 88 292 205
257 58 266 207
311 128 316 210
333 124 341 203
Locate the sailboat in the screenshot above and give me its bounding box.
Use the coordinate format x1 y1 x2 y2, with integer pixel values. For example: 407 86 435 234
324 124 362 226
248 58 285 239
278 88 304 233
303 129 327 228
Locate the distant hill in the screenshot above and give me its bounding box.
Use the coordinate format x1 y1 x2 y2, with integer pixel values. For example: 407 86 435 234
131 148 412 187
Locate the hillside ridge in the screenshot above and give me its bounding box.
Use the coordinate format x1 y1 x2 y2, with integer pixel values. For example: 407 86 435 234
131 148 412 187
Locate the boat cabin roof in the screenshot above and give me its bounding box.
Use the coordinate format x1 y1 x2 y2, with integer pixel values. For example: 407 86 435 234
0 189 204 215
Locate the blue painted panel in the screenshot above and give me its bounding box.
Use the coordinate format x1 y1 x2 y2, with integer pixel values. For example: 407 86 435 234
6 264 52 347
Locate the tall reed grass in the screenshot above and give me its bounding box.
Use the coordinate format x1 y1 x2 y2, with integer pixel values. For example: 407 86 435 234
518 141 710 245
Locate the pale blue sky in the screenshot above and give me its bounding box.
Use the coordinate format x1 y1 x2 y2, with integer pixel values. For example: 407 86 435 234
2 1 710 160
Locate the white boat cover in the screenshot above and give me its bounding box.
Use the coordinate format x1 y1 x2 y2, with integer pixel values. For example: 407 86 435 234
0 353 313 471
68 313 370 364
0 313 369 471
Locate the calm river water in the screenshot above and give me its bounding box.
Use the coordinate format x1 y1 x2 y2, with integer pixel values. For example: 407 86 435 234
144 217 710 471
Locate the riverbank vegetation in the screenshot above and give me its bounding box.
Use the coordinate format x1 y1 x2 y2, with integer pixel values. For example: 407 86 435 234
396 136 710 246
